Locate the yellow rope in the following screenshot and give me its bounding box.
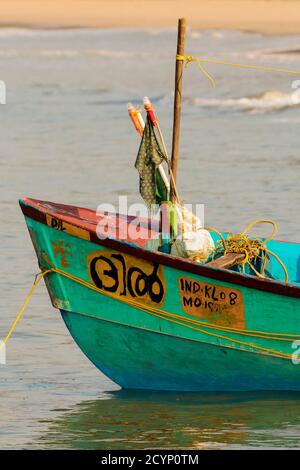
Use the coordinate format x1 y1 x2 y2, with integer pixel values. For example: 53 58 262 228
0 270 51 353
39 254 299 341
241 219 277 242
43 265 295 360
1 258 292 359
138 308 292 360
176 54 300 87
207 219 289 283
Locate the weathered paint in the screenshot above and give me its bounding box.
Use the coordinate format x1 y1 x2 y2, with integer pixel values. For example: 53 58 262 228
20 198 300 391
61 311 300 391
20 198 300 298
87 249 166 308
178 275 245 328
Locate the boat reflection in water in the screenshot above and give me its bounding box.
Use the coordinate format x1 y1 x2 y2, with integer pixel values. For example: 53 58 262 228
37 391 300 449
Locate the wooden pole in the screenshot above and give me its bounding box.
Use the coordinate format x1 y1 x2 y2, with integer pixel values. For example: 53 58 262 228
171 17 186 202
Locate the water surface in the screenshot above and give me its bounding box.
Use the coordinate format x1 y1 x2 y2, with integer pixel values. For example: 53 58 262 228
0 27 300 449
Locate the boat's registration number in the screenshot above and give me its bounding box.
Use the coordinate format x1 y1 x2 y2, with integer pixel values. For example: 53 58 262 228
178 276 245 328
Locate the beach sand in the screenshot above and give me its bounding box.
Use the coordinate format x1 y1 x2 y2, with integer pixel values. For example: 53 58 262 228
0 0 300 35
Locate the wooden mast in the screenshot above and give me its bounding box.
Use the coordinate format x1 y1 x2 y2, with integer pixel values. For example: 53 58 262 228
171 17 186 202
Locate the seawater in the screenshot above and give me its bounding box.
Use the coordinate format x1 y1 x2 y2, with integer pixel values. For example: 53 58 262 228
0 27 300 449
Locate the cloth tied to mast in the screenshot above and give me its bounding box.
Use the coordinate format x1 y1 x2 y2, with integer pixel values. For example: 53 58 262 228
135 116 168 208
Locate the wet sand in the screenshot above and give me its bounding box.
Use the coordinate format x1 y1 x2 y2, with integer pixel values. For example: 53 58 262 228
0 0 300 35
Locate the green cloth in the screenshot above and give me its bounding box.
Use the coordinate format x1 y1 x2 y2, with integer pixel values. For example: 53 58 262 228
135 117 168 207
165 201 179 239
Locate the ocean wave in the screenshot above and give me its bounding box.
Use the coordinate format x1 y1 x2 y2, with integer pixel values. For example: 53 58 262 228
41 48 151 58
0 49 18 57
92 49 141 58
40 49 79 57
272 116 300 124
0 48 150 59
190 89 300 113
0 28 42 38
269 48 300 56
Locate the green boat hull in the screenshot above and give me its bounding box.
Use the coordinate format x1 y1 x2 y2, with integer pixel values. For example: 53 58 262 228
62 310 300 391
20 199 300 391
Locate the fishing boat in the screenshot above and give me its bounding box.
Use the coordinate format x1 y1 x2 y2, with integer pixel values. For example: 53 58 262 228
20 19 300 391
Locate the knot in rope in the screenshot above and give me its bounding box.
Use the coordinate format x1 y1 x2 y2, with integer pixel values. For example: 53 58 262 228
176 54 300 88
176 54 216 88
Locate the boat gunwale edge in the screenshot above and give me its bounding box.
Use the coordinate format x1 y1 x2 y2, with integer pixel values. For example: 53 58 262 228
19 198 300 300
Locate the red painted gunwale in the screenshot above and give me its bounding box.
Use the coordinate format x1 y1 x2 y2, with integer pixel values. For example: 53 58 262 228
20 198 300 299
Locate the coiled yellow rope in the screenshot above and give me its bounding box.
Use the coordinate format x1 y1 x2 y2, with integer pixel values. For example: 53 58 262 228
176 54 300 87
207 219 289 283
